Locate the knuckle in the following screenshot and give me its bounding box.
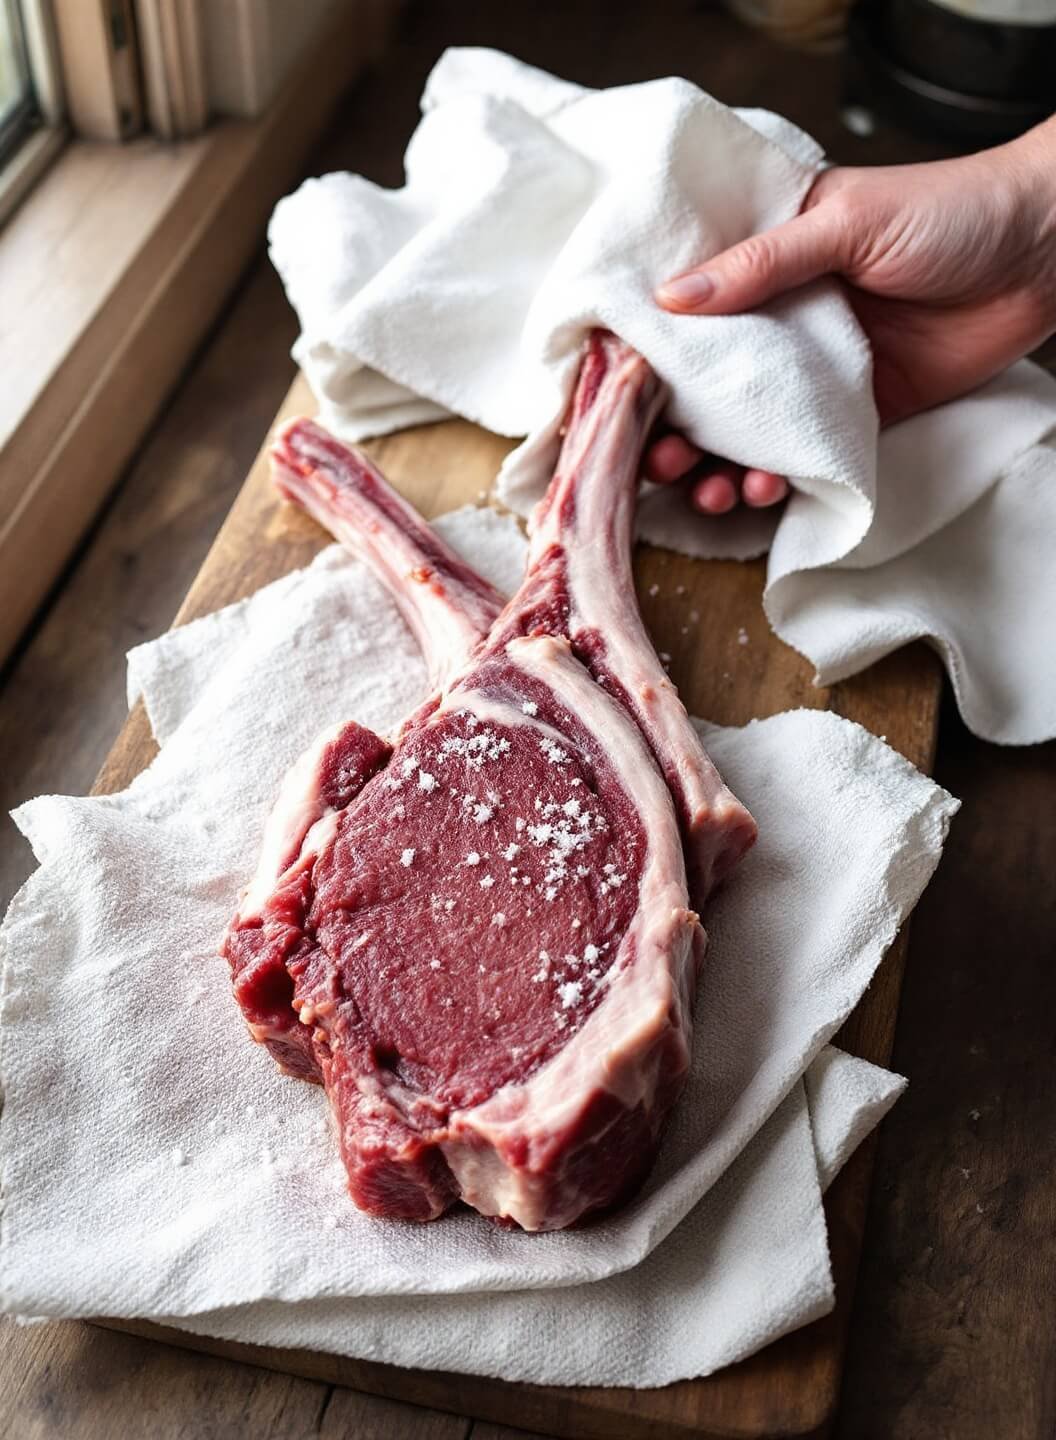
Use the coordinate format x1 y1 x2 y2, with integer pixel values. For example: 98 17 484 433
729 233 780 282
823 191 858 246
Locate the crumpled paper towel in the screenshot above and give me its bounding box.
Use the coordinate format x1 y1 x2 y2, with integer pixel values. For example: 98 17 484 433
269 46 1056 746
1 507 956 1385
151 1074 884 1388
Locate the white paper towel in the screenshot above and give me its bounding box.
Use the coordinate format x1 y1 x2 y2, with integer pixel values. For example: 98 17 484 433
1 506 955 1384
268 46 1056 745
152 1075 872 1388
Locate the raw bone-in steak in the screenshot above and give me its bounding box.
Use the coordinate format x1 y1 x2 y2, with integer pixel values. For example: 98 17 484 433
223 333 756 1230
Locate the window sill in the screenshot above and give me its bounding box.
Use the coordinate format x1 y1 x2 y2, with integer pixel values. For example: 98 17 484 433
0 0 400 668
0 125 67 230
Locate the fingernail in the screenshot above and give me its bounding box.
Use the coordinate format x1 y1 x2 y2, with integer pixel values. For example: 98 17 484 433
657 271 715 310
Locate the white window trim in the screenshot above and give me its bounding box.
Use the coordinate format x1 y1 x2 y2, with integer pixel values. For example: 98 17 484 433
0 120 63 227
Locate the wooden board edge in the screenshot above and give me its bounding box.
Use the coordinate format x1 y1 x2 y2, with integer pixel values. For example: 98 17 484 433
91 1316 826 1440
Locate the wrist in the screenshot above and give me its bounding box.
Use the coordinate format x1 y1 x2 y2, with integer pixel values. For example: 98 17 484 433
1011 116 1056 210
996 118 1056 328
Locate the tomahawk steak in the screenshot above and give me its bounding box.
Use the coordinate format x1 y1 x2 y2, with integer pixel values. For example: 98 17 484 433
223 332 756 1230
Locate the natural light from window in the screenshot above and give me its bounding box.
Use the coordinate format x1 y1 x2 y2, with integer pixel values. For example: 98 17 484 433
0 0 33 167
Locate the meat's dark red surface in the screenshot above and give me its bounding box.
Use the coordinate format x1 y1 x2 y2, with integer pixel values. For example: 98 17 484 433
223 332 756 1230
305 703 645 1112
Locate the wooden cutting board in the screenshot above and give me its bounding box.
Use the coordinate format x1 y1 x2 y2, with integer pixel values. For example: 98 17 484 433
94 373 942 1439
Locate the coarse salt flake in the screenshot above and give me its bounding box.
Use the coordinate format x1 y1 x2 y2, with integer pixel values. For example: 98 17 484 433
418 770 438 791
557 981 583 1009
400 848 415 868
465 851 481 866
521 700 538 716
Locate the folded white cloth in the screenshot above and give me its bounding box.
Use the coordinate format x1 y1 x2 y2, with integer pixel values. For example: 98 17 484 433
269 46 1056 746
0 507 956 1385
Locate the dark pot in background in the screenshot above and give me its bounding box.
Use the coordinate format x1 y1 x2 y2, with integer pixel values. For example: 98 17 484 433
847 0 1056 142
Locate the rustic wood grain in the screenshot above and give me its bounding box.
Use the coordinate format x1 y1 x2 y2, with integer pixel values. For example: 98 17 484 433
834 709 1056 1440
474 1427 552 1440
0 1319 331 1440
0 1316 476 1440
87 369 939 1440
318 1387 470 1440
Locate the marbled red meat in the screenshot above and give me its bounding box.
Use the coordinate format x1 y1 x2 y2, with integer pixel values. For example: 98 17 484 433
222 332 756 1230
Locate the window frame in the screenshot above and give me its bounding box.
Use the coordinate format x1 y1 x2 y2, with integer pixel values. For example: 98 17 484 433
0 0 66 230
0 0 401 668
0 0 36 162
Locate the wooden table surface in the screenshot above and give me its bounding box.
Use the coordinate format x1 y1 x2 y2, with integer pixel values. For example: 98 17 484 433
1 3 1053 1437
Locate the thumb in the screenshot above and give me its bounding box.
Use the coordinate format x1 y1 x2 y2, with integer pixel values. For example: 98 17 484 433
656 208 844 315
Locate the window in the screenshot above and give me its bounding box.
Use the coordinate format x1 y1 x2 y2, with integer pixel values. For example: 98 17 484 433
0 0 396 665
0 0 64 228
0 0 36 169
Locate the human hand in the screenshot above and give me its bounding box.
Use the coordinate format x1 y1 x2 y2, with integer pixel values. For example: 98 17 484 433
644 433 789 515
647 115 1056 516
